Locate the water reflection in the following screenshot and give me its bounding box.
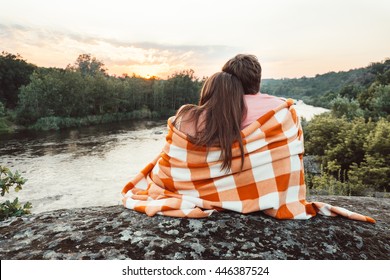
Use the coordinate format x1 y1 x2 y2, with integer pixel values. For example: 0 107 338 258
0 120 165 158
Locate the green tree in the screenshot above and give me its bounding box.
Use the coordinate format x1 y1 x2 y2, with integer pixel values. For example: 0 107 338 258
358 84 390 120
303 113 349 156
160 70 202 113
348 155 390 194
0 52 36 108
339 84 361 99
365 118 390 163
376 69 390 85
324 117 374 173
371 85 390 118
330 96 364 120
68 54 107 76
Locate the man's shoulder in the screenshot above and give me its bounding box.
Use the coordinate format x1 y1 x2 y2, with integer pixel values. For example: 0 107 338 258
260 92 283 99
246 93 285 103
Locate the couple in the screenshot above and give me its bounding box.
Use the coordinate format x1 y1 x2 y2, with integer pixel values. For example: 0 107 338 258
122 54 374 223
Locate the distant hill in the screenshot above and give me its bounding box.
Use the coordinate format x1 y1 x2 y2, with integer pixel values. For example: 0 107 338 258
261 59 390 108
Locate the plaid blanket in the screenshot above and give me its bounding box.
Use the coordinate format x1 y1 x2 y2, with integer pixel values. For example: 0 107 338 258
122 99 375 223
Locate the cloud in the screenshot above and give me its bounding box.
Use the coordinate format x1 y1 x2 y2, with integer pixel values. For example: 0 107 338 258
0 23 237 78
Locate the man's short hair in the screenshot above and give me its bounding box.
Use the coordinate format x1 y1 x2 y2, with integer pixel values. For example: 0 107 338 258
222 54 262 94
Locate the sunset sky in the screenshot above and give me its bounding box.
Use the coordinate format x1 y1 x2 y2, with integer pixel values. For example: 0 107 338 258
1 0 389 79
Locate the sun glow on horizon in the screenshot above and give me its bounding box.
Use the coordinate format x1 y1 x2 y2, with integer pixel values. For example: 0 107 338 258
108 60 197 79
109 64 168 79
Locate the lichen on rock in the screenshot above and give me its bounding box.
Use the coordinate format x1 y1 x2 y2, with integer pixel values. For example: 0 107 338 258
0 196 388 260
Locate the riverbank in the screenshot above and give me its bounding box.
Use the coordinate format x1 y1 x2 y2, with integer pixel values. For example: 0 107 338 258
0 100 328 135
0 109 168 134
0 195 388 260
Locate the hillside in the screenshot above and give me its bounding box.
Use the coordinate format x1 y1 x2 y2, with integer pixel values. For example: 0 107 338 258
261 59 390 108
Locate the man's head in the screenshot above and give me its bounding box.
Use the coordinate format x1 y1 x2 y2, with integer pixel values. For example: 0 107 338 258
222 54 262 94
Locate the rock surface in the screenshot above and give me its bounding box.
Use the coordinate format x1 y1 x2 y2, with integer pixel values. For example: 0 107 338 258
0 195 389 260
303 155 321 174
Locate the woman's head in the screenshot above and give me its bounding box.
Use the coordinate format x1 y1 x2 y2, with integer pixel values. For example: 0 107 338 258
222 54 262 94
177 71 246 172
199 71 245 109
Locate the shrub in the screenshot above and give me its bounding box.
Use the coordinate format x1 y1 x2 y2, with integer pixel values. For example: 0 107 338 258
0 166 32 221
310 172 350 196
30 116 61 130
0 118 11 133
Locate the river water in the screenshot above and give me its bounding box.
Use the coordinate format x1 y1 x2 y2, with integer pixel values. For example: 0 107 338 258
0 103 328 214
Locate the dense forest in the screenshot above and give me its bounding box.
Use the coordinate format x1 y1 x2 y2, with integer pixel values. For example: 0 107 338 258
0 52 203 132
0 52 389 196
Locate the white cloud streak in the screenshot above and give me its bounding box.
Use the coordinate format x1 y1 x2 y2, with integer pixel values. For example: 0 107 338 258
0 23 237 77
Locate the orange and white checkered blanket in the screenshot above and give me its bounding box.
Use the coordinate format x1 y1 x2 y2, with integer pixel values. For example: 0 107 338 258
122 99 375 223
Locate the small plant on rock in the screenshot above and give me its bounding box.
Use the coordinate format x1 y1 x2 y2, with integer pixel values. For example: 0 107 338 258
0 165 32 221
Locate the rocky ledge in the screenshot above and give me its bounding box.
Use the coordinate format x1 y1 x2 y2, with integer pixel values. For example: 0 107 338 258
0 195 389 260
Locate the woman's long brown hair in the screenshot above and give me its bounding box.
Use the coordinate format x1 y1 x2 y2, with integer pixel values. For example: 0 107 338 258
173 71 247 172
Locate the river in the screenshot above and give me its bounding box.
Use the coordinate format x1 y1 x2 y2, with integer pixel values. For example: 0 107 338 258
0 103 328 214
